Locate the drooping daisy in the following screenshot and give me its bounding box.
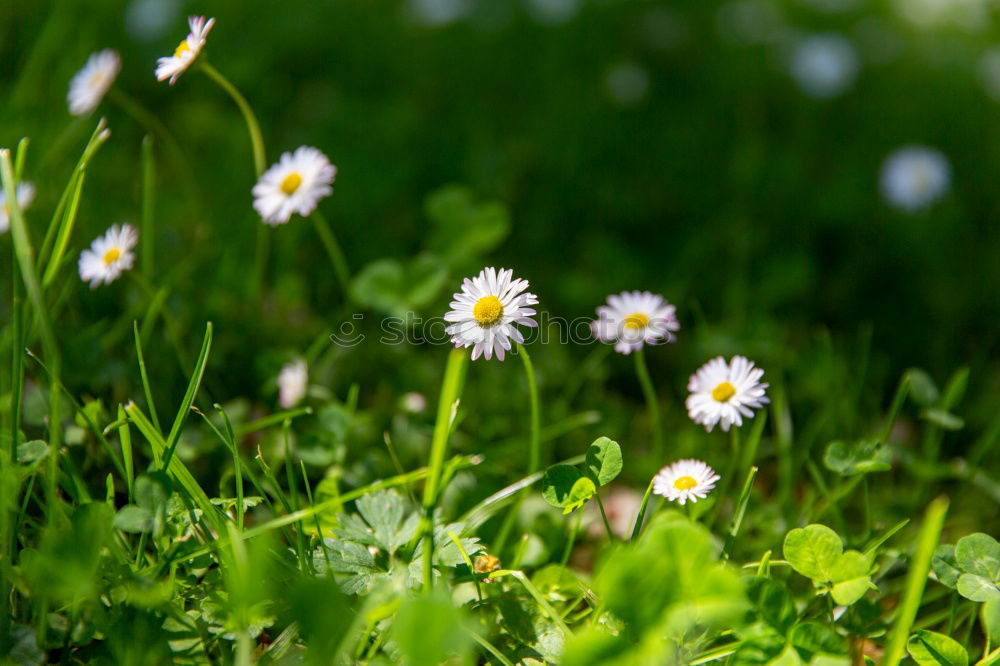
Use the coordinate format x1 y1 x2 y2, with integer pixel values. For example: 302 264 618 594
653 459 720 505
445 267 539 361
0 182 36 234
277 359 308 408
252 146 337 226
78 224 139 288
68 49 121 116
155 15 215 85
686 355 769 432
591 290 680 355
880 146 951 212
789 33 859 99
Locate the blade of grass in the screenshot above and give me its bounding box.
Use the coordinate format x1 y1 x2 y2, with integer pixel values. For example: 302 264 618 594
133 321 162 434
722 466 758 559
140 134 155 278
883 496 949 666
232 407 312 439
117 404 135 501
161 322 213 471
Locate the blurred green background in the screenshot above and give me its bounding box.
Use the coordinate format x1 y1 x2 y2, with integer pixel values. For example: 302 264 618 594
2 0 998 519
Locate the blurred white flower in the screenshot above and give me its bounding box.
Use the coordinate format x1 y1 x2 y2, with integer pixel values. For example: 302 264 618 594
605 62 650 107
789 34 859 99
445 267 538 361
278 360 308 408
686 355 769 432
587 486 643 538
653 459 720 505
408 0 470 26
68 50 120 116
78 224 138 288
525 0 579 25
0 182 36 234
978 49 1000 102
401 392 427 414
156 15 214 85
253 146 337 226
591 291 679 355
716 0 785 45
880 146 951 212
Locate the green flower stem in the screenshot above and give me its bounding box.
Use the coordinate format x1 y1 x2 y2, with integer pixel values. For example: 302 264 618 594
517 343 542 474
310 210 351 296
421 348 468 591
0 150 62 525
633 348 663 460
560 509 584 567
199 62 267 176
595 493 616 542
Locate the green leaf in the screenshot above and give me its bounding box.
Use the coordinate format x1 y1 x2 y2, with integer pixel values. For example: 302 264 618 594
542 464 595 512
585 437 623 486
353 489 412 555
113 505 154 533
955 533 1000 581
790 622 848 657
956 574 1000 602
823 440 892 475
746 577 797 634
920 409 964 431
425 185 510 263
392 590 472 666
16 440 48 464
830 550 874 605
906 630 969 666
932 545 961 589
783 524 843 581
907 369 940 406
349 255 448 317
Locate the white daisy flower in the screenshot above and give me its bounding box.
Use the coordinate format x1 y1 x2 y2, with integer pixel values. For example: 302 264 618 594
590 290 680 355
789 33 859 99
252 146 337 226
445 267 539 361
686 355 770 432
0 182 36 234
155 15 215 85
880 146 951 212
68 49 121 116
78 224 139 288
653 459 720 505
278 359 308 408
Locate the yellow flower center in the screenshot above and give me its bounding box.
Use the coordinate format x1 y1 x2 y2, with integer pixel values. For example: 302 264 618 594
673 476 698 491
280 172 303 195
103 247 121 266
711 381 736 402
473 295 503 326
623 312 649 330
174 40 191 58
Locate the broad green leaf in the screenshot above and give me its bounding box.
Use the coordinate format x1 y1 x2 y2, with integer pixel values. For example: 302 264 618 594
955 533 1000 581
808 657 851 666
790 621 848 657
585 436 623 486
542 464 594 511
770 644 804 666
784 524 842 581
823 440 892 476
349 256 448 318
393 590 472 666
16 440 48 464
907 369 940 406
830 550 874 605
957 574 1000 602
921 409 964 431
932 544 961 588
746 577 797 634
425 185 510 263
354 489 411 554
113 505 154 533
906 630 968 666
